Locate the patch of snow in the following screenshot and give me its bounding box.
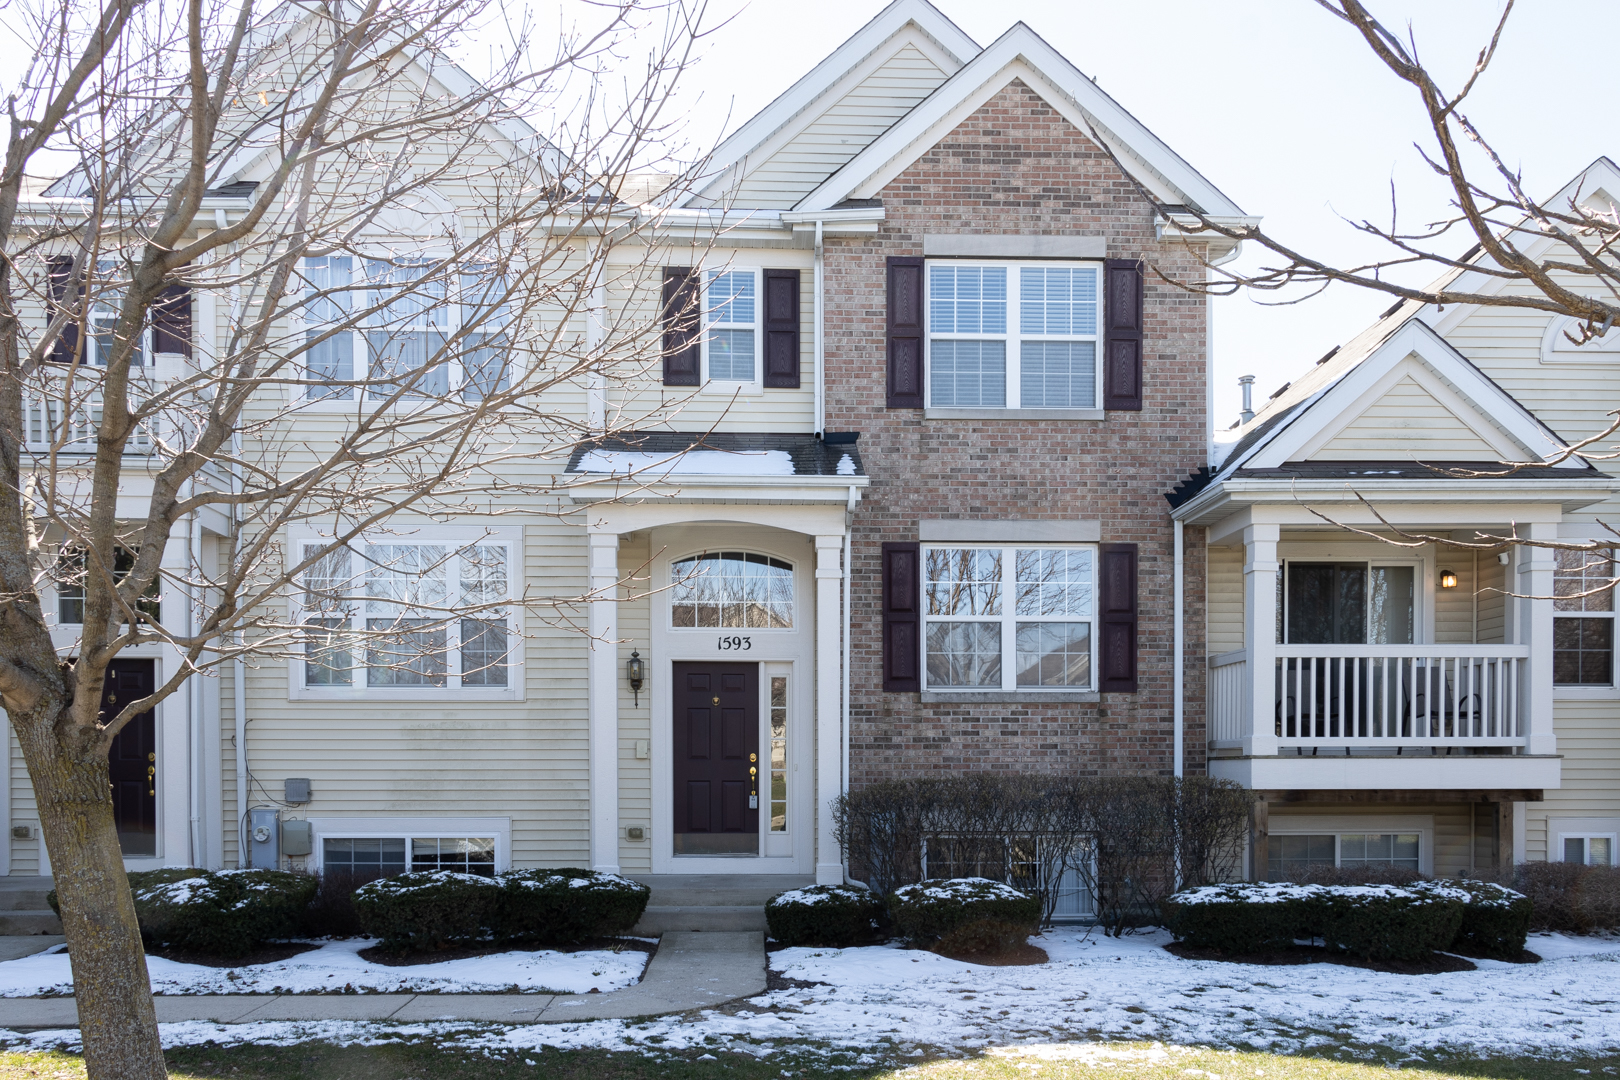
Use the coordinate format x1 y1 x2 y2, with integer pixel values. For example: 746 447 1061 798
8 929 1620 1062
576 450 796 477
0 939 645 997
835 454 856 476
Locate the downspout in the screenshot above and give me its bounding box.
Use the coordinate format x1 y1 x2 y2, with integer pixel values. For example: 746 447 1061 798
187 507 205 866
814 220 825 436
1173 517 1184 779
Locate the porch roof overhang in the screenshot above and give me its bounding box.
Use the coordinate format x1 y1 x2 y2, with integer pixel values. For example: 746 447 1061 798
1171 471 1620 535
1210 754 1561 792
565 473 869 507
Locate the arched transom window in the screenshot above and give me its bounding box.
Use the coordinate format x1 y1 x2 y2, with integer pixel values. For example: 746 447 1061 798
671 551 793 628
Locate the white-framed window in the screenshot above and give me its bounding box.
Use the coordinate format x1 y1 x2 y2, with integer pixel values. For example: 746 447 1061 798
702 267 759 387
1560 834 1615 866
1279 560 1419 645
299 256 512 402
1266 832 1422 878
768 674 788 833
925 261 1101 410
53 545 162 625
291 526 521 697
922 544 1095 692
669 550 794 629
1555 550 1614 686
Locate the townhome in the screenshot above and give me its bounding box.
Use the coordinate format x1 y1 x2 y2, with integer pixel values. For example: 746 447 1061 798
1175 157 1620 877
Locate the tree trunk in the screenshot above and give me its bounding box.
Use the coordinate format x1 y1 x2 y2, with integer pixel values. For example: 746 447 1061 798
14 704 165 1080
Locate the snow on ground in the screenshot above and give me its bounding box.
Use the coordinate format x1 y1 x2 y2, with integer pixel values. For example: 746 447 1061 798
5 929 1620 1062
0 939 646 997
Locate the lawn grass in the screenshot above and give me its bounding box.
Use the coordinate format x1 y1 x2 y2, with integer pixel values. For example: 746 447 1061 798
2 1043 1618 1080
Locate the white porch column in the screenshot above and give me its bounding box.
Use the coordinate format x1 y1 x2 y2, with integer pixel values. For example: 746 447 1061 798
587 530 621 873
814 534 845 885
1518 523 1557 756
1242 523 1281 758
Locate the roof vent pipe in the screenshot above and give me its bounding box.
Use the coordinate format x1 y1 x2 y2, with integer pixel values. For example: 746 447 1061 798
1238 374 1256 424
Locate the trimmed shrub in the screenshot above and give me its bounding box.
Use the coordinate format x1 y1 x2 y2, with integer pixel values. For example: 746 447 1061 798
1161 883 1327 953
888 878 1040 948
46 866 204 917
133 869 317 956
765 885 884 947
1318 883 1467 962
936 918 1033 956
352 870 501 953
1508 861 1620 933
494 869 650 944
1285 864 1425 887
1414 879 1531 958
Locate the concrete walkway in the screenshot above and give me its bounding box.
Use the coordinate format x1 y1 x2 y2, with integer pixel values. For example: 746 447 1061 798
0 931 766 1031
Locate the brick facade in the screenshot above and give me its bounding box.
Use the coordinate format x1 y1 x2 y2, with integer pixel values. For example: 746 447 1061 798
825 80 1209 786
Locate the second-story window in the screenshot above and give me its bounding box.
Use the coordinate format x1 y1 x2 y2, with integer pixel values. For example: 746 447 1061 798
1554 549 1614 686
300 257 511 402
704 269 757 385
926 262 1100 410
55 546 162 625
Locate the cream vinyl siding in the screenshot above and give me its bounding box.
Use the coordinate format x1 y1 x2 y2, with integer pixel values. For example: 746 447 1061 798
8 728 40 874
1476 555 1507 645
1312 375 1503 461
1523 698 1620 861
617 534 653 873
1207 544 1244 655
225 514 595 870
1433 555 1477 644
729 44 949 209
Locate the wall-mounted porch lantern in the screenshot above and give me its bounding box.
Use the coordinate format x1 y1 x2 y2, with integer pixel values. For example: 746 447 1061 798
627 649 645 706
1439 569 1459 589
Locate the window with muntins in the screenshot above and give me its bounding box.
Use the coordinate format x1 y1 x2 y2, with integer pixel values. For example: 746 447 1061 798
670 551 793 629
300 256 511 401
1555 550 1614 685
1266 832 1421 878
926 261 1101 409
922 545 1095 692
298 535 515 693
55 546 162 625
704 269 758 384
1562 835 1615 866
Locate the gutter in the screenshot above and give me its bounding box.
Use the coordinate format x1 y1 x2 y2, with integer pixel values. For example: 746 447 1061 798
1173 518 1184 780
814 220 825 435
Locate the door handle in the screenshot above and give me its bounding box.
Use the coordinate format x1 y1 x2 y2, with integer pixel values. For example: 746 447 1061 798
147 765 155 796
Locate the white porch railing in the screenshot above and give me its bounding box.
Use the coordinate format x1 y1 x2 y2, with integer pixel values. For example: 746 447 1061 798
25 392 154 454
1211 644 1531 750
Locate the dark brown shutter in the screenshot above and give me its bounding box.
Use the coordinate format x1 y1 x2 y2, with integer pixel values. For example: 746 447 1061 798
763 268 800 388
661 266 700 386
882 541 921 692
1099 542 1139 693
47 255 81 364
150 279 192 357
886 256 924 408
1103 258 1144 411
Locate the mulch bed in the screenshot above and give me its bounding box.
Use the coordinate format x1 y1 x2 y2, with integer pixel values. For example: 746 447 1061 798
934 941 1049 966
145 943 321 969
766 970 826 992
1164 941 1476 975
358 936 657 967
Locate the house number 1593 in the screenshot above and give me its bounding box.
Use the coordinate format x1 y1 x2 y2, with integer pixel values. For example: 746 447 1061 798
718 636 752 651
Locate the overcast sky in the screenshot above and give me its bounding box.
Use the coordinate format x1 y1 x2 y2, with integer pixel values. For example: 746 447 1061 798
660 0 1615 430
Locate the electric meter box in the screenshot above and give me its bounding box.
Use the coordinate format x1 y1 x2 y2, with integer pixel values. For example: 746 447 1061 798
249 808 280 868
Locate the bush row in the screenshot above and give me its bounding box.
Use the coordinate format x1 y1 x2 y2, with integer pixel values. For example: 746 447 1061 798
1161 879 1531 961
353 868 650 953
765 877 1041 954
49 866 650 957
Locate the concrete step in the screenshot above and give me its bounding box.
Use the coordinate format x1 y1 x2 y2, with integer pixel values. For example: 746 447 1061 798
0 911 63 935
0 879 54 913
630 874 813 909
633 906 768 934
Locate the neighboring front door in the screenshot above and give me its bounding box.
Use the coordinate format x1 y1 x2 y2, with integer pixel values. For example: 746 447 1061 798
103 659 157 857
672 662 759 855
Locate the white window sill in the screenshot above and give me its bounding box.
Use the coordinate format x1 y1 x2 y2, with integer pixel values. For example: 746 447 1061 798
1553 684 1620 699
920 690 1099 704
924 408 1105 421
290 687 524 702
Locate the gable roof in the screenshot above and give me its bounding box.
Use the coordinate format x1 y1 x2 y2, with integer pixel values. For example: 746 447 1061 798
1211 317 1585 482
794 21 1247 218
683 0 979 209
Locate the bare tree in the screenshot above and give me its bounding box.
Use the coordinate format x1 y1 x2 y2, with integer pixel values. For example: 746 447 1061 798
0 0 712 1075
1109 0 1620 558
